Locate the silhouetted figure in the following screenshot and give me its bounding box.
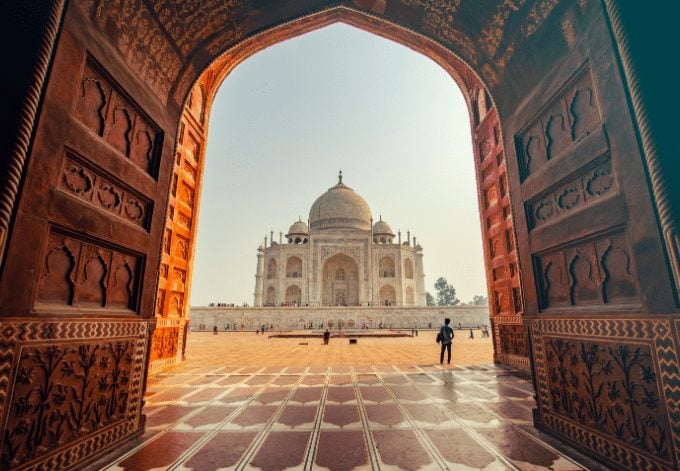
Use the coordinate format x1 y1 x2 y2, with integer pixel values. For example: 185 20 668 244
323 329 330 345
469 328 474 339
438 318 454 365
213 325 218 335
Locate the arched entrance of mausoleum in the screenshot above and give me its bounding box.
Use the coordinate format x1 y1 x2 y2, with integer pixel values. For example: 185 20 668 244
322 253 360 306
1 2 678 471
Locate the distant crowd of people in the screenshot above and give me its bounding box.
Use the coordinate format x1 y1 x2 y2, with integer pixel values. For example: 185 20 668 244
208 302 250 307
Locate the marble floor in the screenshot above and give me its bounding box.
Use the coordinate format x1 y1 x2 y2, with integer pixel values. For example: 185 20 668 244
103 364 602 470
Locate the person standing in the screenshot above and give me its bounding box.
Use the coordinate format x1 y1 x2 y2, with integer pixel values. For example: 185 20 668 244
438 318 454 365
323 329 330 345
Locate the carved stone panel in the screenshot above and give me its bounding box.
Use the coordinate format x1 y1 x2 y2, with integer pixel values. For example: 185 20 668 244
527 160 614 229
74 59 162 178
535 232 639 310
498 323 527 357
0 320 147 470
516 67 601 180
149 327 180 362
35 229 141 312
60 153 151 229
532 318 680 471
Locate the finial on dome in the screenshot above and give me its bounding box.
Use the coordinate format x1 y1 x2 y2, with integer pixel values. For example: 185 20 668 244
379 214 382 221
338 170 343 184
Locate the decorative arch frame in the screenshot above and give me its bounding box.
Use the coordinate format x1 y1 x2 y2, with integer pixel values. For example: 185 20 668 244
1 3 675 470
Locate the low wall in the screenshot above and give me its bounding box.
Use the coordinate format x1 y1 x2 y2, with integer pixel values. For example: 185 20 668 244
188 305 490 331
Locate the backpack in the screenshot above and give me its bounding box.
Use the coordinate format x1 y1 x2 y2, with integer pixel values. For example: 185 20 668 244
435 332 442 343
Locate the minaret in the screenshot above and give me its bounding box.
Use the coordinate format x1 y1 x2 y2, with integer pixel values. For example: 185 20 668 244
415 241 426 306
406 230 410 246
398 230 401 244
254 245 265 306
369 216 374 306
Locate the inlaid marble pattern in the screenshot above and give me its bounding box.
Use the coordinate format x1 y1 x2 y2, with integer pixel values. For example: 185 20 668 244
102 364 599 471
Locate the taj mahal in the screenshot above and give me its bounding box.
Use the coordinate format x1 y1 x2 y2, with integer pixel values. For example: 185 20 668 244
254 172 426 307
189 172 489 332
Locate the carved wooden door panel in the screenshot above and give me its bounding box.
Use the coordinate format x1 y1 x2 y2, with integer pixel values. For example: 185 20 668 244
500 2 680 470
0 3 176 469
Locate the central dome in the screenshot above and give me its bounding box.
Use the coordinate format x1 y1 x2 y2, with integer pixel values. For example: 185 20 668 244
309 173 372 231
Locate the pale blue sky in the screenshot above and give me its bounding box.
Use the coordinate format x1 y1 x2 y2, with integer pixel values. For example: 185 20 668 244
190 23 485 305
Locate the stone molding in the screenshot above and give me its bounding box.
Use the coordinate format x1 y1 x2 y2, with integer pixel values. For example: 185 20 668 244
0 0 67 264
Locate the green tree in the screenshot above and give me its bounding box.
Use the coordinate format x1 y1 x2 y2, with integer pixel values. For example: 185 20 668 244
472 295 488 306
425 292 435 306
434 277 460 306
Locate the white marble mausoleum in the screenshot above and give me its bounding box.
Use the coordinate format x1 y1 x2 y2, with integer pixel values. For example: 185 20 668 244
254 173 426 307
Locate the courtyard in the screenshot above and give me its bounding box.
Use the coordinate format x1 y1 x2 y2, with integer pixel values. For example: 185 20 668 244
96 332 603 470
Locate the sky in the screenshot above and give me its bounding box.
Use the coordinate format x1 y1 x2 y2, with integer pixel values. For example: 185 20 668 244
190 23 486 306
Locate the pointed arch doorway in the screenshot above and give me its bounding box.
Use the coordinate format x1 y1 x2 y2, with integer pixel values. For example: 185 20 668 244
1 2 677 470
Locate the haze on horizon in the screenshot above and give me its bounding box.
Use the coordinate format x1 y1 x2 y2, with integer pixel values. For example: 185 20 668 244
190 23 486 306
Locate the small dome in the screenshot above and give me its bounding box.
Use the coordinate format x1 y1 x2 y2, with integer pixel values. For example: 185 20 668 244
373 217 394 236
309 172 372 231
287 219 308 236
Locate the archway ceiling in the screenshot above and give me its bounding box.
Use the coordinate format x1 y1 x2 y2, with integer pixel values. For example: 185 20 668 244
78 0 563 106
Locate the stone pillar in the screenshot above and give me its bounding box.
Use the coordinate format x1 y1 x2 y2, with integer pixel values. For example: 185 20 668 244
254 247 265 306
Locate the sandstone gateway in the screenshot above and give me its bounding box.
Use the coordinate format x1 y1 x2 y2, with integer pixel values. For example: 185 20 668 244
0 2 677 471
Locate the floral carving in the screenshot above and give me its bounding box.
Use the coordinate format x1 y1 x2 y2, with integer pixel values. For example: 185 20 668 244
1 341 135 468
97 184 121 210
149 327 180 361
557 187 579 210
63 166 93 195
123 198 144 222
499 324 527 356
586 165 613 196
522 0 560 38
535 199 554 221
545 339 670 460
92 0 182 101
478 0 525 57
528 160 613 229
320 246 361 261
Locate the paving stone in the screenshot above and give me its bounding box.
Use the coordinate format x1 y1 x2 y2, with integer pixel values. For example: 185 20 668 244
315 430 368 470
107 333 597 471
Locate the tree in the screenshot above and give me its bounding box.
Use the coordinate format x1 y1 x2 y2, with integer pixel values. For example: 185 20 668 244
434 277 460 306
425 292 435 306
472 295 488 306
